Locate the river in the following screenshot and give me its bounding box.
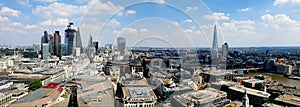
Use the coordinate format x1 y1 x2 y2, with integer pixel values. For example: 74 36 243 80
244 72 300 87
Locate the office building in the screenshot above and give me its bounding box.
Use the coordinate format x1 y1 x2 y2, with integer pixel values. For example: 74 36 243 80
41 31 48 44
122 87 157 107
59 43 68 57
92 41 99 52
117 37 126 54
222 42 228 60
76 27 83 53
211 24 219 61
42 43 49 59
171 88 228 107
53 31 61 56
75 47 81 56
65 23 77 55
48 34 54 55
277 64 292 75
88 34 93 47
227 85 270 106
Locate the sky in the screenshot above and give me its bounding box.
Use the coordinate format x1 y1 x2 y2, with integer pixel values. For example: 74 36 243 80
0 0 300 47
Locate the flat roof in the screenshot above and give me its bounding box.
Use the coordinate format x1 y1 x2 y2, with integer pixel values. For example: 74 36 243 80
243 79 265 84
229 85 270 98
13 88 52 104
276 94 300 106
173 88 227 104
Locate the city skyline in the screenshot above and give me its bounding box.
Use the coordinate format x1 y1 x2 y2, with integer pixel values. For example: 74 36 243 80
0 0 300 47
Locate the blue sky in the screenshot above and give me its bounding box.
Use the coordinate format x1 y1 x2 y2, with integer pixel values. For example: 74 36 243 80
0 0 300 47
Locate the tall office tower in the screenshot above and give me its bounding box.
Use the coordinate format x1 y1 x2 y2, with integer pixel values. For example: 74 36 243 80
76 27 83 53
222 42 229 60
88 35 93 47
117 37 126 55
92 41 99 52
48 34 54 55
42 43 49 59
65 23 77 55
41 31 48 44
59 43 68 57
54 31 61 56
211 24 219 60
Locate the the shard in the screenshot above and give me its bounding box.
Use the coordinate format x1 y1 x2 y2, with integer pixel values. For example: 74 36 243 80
211 24 219 60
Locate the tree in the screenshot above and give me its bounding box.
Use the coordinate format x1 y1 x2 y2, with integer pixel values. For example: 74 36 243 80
29 80 42 91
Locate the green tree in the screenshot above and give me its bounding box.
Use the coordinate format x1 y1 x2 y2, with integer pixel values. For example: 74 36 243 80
29 80 42 91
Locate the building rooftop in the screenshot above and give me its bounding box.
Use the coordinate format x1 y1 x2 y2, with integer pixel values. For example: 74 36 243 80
243 79 265 84
229 85 270 98
275 94 300 106
173 88 227 105
13 88 52 104
122 87 157 101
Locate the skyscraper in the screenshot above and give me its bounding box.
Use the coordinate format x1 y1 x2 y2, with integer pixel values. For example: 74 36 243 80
48 34 54 55
42 43 49 59
222 42 228 60
41 31 48 44
65 23 77 55
117 37 126 55
54 31 61 56
88 34 93 48
93 41 99 52
76 27 83 53
59 43 68 57
211 24 219 60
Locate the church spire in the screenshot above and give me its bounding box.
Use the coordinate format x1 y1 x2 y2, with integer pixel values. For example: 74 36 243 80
243 88 250 107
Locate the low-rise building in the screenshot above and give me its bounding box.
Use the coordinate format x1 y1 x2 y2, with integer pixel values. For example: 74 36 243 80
227 85 270 106
171 88 228 107
122 87 157 107
274 94 300 107
0 92 12 106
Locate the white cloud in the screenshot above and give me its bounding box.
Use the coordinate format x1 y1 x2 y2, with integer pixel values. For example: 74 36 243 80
40 18 69 27
120 28 138 36
204 12 230 21
261 14 298 30
171 21 180 27
0 16 9 22
274 0 300 6
185 6 198 12
145 0 165 4
85 0 123 15
25 25 38 30
139 28 148 33
184 29 193 33
222 20 255 31
15 29 28 35
189 26 196 29
34 0 57 3
17 0 31 7
33 2 87 19
117 11 123 16
0 7 21 17
125 10 136 16
183 19 193 23
238 8 250 12
262 14 296 24
106 19 120 28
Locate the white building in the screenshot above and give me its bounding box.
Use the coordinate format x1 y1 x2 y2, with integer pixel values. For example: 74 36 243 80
0 61 7 71
122 87 157 107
